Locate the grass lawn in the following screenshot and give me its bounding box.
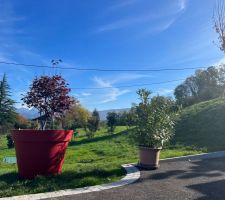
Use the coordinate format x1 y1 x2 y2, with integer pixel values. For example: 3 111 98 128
173 98 225 151
0 126 204 197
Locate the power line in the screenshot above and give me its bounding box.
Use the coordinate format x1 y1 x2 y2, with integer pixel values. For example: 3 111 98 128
71 79 184 90
0 60 207 72
12 79 184 93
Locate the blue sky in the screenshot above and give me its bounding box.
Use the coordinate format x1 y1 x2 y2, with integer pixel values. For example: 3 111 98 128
0 0 224 111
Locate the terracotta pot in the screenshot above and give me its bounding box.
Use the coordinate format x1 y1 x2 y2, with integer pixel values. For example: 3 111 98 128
139 146 161 169
12 129 73 179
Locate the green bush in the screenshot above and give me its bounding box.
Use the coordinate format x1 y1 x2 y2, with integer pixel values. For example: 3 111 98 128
130 89 176 148
6 134 14 149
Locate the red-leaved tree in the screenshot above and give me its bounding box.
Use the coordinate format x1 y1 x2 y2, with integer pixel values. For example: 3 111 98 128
22 75 75 130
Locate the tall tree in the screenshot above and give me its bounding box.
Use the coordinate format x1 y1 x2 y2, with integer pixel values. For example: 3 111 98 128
0 74 16 134
86 109 100 138
213 0 225 53
106 112 117 134
174 66 225 106
92 109 100 131
62 104 90 130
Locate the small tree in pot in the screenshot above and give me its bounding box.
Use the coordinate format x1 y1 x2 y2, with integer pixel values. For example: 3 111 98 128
22 75 75 130
12 75 76 179
131 89 176 169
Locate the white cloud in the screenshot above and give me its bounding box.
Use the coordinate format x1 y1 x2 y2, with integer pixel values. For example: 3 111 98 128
93 77 130 103
213 56 225 67
178 0 187 11
81 92 92 96
111 73 153 84
101 88 130 103
155 89 173 96
96 14 156 33
94 77 111 87
143 18 176 35
96 0 187 34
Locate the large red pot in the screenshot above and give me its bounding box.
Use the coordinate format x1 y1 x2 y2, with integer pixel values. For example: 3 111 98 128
12 129 73 179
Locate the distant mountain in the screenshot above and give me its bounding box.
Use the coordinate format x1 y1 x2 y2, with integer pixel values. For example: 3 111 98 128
16 107 131 121
98 108 130 121
16 108 39 119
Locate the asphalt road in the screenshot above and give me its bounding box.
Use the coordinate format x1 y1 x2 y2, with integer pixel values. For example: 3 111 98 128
48 157 225 200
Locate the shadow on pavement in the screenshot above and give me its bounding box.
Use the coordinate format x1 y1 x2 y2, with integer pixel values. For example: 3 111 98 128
146 158 225 181
188 179 225 200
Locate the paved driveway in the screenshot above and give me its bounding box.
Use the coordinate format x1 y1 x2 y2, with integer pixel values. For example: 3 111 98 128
49 157 225 200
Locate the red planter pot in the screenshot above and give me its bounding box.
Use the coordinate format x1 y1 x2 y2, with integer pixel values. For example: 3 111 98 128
12 129 73 179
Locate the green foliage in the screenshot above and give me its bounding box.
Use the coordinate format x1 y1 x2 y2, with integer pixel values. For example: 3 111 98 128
86 109 100 138
62 105 90 130
173 97 225 151
14 114 31 129
174 66 225 107
6 134 14 149
115 109 136 128
131 89 176 148
0 74 16 134
106 112 117 134
91 109 100 132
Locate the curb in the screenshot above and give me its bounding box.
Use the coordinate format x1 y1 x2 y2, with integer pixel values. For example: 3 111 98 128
160 151 225 163
0 164 140 200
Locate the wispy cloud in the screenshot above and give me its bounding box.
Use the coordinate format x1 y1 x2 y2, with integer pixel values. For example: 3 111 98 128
155 89 173 96
211 56 225 67
96 14 156 33
178 0 187 11
107 0 138 11
81 92 92 96
111 73 153 84
93 77 130 103
96 0 187 34
143 18 176 35
0 16 25 24
0 0 26 64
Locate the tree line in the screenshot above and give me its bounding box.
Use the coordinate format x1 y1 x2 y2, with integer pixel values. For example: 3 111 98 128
174 66 225 107
1 64 225 139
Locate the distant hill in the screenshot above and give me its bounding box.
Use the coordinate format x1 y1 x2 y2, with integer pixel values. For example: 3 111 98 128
99 108 130 121
174 97 225 151
16 108 39 119
16 107 130 121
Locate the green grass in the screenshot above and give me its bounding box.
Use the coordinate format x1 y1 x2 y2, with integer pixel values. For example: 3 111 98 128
2 98 225 197
0 126 204 197
173 97 225 151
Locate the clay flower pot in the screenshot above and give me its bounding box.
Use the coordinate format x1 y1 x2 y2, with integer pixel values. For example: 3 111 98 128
12 129 73 179
139 146 161 169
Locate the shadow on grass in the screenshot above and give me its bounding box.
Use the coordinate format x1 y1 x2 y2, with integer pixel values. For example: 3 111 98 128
0 167 125 197
70 129 130 146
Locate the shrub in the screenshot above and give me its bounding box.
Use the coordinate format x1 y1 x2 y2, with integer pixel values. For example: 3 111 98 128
106 112 117 134
130 89 176 148
6 134 14 149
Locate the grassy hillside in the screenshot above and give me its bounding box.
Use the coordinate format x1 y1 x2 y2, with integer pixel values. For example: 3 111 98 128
174 97 225 151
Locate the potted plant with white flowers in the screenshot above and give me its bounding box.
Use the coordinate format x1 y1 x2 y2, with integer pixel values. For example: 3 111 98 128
131 89 176 169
